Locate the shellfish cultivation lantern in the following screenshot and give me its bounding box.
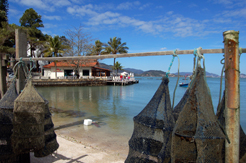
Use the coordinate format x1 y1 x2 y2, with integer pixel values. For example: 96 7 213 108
11 79 59 155
125 76 175 163
34 98 59 157
171 67 226 162
0 79 22 162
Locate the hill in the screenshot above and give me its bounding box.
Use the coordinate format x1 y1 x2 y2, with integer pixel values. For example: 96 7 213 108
99 62 222 77
99 63 144 74
136 70 166 77
173 72 220 78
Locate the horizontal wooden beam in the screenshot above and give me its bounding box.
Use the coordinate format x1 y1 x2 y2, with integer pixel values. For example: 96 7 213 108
15 48 246 61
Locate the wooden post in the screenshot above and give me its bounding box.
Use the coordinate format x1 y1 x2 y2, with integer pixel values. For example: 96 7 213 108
15 29 30 163
223 30 240 163
0 54 7 99
15 29 27 94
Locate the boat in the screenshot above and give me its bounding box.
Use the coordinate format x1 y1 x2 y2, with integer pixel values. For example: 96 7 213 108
179 74 190 87
179 83 189 87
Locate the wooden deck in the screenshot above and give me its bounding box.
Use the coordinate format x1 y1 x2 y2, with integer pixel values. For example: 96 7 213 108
106 80 139 86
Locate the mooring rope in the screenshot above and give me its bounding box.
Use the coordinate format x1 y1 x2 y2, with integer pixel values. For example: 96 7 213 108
218 58 225 108
166 49 180 109
12 57 34 80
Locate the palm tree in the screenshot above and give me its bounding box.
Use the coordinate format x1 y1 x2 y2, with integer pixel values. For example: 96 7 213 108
44 35 67 79
103 37 129 75
112 61 123 75
88 40 104 56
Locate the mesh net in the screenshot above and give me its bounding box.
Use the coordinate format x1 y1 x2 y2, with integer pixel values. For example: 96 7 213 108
172 88 190 122
0 79 21 162
172 67 225 163
34 100 59 157
12 80 45 154
125 77 175 163
216 91 246 162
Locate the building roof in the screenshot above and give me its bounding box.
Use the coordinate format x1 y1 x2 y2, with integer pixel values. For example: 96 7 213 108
43 60 98 68
92 67 111 72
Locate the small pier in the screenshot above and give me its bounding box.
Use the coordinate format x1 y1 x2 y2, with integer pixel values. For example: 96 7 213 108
31 79 107 87
106 80 139 86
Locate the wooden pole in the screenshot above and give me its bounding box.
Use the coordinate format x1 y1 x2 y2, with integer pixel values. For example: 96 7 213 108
223 30 240 163
0 54 7 99
15 29 27 94
14 48 246 62
15 29 30 163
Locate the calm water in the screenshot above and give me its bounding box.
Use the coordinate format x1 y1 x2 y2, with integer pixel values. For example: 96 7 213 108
36 77 246 137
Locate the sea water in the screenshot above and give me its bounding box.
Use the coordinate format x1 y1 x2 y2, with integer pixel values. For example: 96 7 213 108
36 77 246 139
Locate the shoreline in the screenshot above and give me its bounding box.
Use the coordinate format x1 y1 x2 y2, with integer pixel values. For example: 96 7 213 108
31 134 127 163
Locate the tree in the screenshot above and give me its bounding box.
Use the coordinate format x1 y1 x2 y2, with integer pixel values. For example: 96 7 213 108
112 61 123 75
88 40 105 56
0 23 17 55
64 25 94 56
0 0 9 27
19 8 43 28
103 37 129 75
44 35 68 79
19 8 45 71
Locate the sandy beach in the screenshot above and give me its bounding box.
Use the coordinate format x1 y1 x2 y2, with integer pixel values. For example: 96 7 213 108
30 134 127 163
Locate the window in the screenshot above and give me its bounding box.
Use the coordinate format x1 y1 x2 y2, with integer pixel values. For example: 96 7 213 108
83 70 89 76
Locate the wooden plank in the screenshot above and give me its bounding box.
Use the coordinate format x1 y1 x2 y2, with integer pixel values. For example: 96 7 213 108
15 48 246 62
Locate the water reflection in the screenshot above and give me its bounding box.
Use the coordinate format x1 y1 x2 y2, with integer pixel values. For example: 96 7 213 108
36 77 246 137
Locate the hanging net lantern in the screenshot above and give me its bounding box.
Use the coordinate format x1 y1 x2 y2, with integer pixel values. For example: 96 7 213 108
34 99 59 157
125 77 175 163
216 91 246 162
172 67 225 162
11 80 45 154
172 88 190 122
0 79 21 162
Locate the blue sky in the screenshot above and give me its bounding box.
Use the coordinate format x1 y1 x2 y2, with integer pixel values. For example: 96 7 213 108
8 0 246 75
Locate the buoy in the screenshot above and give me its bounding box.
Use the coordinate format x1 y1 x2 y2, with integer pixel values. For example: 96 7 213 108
84 119 92 126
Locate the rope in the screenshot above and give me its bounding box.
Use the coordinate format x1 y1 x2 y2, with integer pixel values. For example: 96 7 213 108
196 47 205 70
12 57 34 80
166 49 180 109
218 58 225 107
188 47 206 91
239 47 242 57
166 49 178 78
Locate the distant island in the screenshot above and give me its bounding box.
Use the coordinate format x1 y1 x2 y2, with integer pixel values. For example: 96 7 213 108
99 63 246 78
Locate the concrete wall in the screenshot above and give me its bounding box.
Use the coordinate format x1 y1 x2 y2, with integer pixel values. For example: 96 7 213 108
44 67 92 79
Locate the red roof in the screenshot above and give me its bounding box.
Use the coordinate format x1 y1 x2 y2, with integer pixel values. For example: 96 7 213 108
43 60 98 68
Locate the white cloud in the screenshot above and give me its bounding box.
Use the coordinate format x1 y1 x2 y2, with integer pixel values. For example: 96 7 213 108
67 4 97 16
43 23 58 29
139 3 151 10
9 8 20 15
161 47 167 50
116 1 141 10
19 0 52 10
223 8 246 18
167 11 173 15
188 3 198 8
10 0 72 12
212 0 233 5
43 15 62 20
51 0 71 7
66 4 224 37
